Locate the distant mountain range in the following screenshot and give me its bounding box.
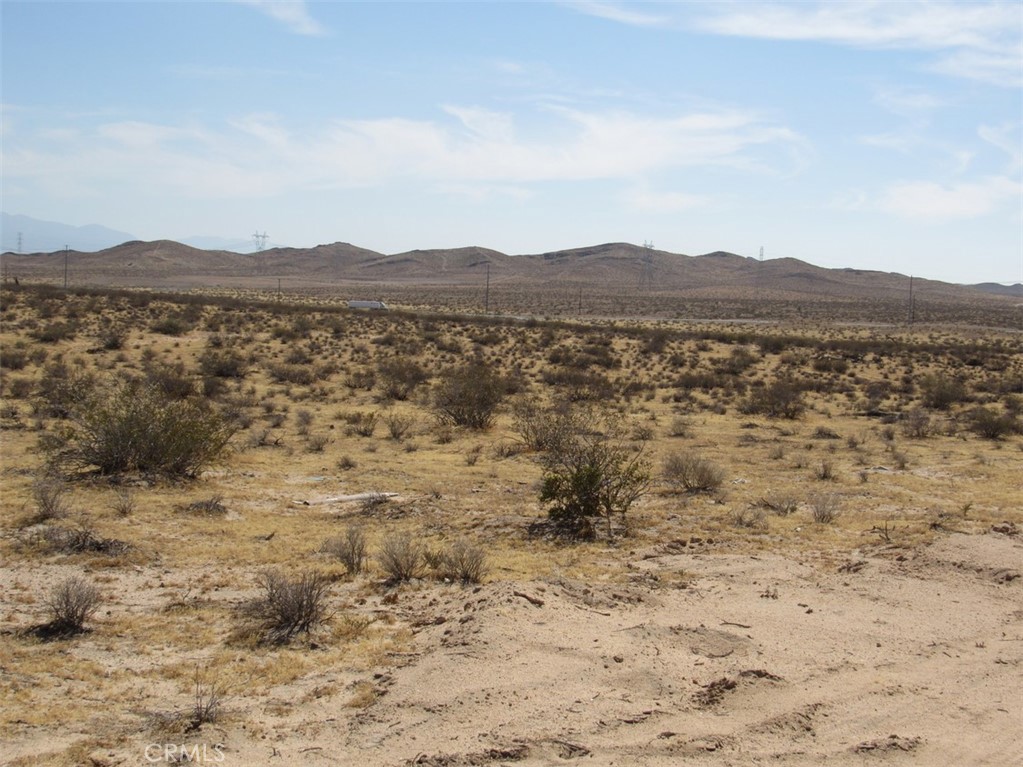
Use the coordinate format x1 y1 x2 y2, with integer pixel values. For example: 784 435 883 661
2 214 1019 303
3 237 1021 307
0 213 262 256
1 213 136 254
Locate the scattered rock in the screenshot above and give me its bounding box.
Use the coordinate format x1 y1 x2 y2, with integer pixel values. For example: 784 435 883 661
853 734 923 753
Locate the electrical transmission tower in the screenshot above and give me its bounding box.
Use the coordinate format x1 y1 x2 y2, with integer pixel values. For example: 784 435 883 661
252 231 269 251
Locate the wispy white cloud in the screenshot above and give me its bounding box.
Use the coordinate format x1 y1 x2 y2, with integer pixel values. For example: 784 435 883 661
624 186 709 212
979 122 1023 172
880 176 1021 218
564 1 669 28
692 1 1022 87
3 105 802 203
233 0 327 37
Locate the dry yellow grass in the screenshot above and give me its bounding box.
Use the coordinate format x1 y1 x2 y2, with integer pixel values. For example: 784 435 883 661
1 282 1020 765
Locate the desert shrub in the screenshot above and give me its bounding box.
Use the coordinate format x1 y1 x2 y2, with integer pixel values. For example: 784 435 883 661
740 379 805 419
44 576 100 636
814 459 836 481
715 346 759 375
378 533 424 582
541 368 615 402
322 526 367 575
188 666 222 731
32 474 70 522
344 368 377 390
41 521 129 555
199 349 247 378
433 361 504 430
1 346 29 371
667 416 692 438
268 363 315 385
31 322 78 343
377 358 428 401
809 493 841 523
384 412 416 440
966 406 1019 440
731 507 767 530
758 494 798 515
250 569 331 644
901 408 932 438
538 413 650 539
43 380 236 477
512 398 580 453
920 373 968 410
343 410 378 437
812 356 849 374
663 452 724 493
97 325 127 351
150 316 191 336
185 496 227 515
433 541 488 584
112 487 135 517
144 362 196 399
36 360 96 418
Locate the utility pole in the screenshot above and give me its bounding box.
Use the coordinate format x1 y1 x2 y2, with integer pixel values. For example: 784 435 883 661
63 246 69 289
484 262 490 314
908 275 915 325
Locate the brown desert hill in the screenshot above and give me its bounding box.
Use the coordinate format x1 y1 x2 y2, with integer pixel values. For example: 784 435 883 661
252 241 385 277
359 246 521 283
3 239 253 276
1 239 1017 313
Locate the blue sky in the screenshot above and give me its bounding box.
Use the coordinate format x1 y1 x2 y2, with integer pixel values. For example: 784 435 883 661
2 1 1021 284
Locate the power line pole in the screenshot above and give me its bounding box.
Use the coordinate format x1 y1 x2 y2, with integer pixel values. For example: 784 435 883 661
63 246 69 289
484 263 491 314
908 275 914 325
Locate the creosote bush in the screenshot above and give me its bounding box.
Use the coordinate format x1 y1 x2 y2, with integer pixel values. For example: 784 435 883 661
433 361 505 430
663 452 725 493
42 380 236 477
740 379 805 419
538 411 650 539
512 397 581 453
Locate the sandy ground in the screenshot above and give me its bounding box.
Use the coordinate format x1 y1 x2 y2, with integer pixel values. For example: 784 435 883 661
8 528 1017 767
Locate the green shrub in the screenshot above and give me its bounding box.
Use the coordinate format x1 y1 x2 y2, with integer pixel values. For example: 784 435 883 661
967 406 1019 440
43 380 236 477
538 413 649 539
920 373 968 410
433 362 504 430
36 361 96 418
740 378 805 419
377 358 428 401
